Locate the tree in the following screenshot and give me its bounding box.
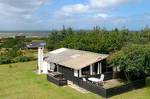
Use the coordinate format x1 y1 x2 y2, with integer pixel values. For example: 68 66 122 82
109 44 150 81
46 31 63 50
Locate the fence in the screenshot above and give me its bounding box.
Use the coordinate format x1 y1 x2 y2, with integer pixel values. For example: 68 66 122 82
75 78 145 98
47 74 67 86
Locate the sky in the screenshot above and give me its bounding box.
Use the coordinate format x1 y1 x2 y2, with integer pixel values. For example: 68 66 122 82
0 0 150 31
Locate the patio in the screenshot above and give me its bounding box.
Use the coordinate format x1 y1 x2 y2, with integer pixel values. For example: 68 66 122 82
81 74 125 89
103 79 126 89
76 76 145 98
47 71 145 98
68 81 89 93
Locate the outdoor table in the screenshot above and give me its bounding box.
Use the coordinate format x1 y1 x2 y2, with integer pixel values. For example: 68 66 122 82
88 77 100 83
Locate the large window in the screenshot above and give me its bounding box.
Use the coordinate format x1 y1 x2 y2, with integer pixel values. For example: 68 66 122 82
82 66 90 76
93 63 98 75
49 63 56 72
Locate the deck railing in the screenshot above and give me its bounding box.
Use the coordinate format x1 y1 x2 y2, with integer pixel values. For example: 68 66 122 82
47 71 145 98
47 74 67 86
73 77 145 98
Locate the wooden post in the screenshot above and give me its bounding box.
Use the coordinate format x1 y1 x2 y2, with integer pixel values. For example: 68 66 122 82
90 65 93 75
97 63 100 74
100 62 102 74
79 69 82 77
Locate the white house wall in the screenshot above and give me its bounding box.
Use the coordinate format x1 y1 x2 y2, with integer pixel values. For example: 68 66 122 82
74 69 82 77
74 69 78 77
42 61 49 74
38 47 44 74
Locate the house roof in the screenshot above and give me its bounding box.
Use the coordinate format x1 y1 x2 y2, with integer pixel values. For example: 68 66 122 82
44 48 109 70
26 42 46 48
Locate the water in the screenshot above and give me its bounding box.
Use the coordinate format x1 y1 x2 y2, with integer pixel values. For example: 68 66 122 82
0 31 51 38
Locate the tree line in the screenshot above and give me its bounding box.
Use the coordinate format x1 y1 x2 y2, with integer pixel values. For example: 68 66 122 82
46 26 150 53
46 26 150 81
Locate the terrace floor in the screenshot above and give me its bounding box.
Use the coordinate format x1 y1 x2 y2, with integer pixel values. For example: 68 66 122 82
103 79 126 89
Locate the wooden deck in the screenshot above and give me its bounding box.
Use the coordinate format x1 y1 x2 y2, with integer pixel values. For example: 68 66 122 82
103 79 126 89
47 72 68 86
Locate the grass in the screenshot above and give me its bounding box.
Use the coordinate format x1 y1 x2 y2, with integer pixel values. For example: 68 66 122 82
23 50 38 58
0 61 150 99
23 49 48 59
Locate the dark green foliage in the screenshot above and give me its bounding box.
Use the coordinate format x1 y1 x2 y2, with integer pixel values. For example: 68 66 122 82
46 26 74 50
14 56 31 62
0 55 32 64
109 44 150 81
47 28 143 53
0 37 25 49
46 31 62 50
0 48 32 64
0 56 12 64
5 48 23 58
0 36 45 64
46 27 150 53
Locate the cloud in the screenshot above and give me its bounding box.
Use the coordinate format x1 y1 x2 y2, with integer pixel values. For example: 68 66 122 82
0 0 51 19
0 0 146 30
56 0 136 17
0 0 51 30
94 13 109 19
56 4 89 17
89 0 132 8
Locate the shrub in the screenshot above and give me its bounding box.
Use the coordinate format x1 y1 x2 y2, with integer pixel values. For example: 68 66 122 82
14 56 31 62
109 44 150 81
0 56 12 64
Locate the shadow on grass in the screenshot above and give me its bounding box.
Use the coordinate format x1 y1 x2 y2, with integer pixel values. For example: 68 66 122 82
146 77 150 88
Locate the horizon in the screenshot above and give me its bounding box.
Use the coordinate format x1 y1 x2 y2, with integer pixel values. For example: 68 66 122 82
0 0 150 30
0 27 148 32
0 28 147 32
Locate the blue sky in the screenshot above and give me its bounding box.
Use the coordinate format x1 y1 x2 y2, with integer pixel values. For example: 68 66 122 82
0 0 150 30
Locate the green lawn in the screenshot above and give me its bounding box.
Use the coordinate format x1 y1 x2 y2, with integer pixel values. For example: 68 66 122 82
0 61 150 99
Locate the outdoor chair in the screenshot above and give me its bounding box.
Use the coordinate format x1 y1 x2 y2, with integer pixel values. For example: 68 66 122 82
82 77 87 82
98 74 104 85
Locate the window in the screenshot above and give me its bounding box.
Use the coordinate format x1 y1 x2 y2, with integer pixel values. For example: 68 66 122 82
82 66 90 75
49 63 56 72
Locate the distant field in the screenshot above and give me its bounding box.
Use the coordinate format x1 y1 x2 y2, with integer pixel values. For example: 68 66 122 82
0 61 150 99
0 32 51 38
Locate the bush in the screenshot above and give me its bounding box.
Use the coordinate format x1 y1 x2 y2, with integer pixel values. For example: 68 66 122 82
109 44 150 81
14 56 31 62
0 56 12 64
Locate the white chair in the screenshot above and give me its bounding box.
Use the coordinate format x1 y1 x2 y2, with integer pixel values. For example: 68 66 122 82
98 74 104 85
99 74 104 82
82 77 87 82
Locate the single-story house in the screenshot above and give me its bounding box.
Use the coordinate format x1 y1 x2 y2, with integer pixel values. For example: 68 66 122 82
38 47 113 81
37 47 146 98
26 42 46 49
